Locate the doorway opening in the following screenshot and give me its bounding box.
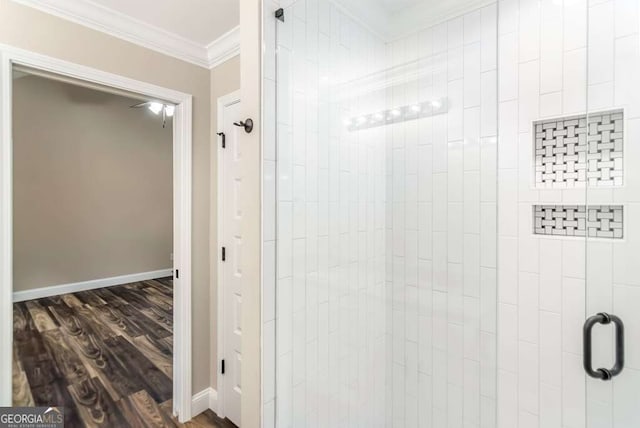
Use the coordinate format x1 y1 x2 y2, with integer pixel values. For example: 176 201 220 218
0 47 193 423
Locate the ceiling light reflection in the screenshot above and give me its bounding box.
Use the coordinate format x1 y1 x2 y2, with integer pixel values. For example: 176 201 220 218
148 102 164 115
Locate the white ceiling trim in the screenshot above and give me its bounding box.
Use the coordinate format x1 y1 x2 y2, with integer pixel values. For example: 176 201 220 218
206 26 240 69
10 0 239 69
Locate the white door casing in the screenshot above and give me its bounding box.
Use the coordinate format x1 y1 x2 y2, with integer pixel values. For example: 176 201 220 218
0 44 193 421
217 92 242 426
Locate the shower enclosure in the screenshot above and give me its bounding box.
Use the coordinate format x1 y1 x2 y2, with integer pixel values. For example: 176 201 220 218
261 0 640 426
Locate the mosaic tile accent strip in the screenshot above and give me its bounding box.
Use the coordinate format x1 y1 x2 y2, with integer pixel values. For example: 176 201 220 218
534 110 623 188
533 205 624 239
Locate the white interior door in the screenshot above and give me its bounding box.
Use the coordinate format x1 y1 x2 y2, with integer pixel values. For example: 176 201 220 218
220 97 242 426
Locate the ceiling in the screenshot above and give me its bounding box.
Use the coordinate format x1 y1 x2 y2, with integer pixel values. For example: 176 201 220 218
389 0 493 38
377 0 423 14
11 0 240 68
88 0 239 46
338 0 493 40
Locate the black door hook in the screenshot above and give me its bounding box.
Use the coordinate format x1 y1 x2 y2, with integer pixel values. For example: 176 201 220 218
234 118 254 134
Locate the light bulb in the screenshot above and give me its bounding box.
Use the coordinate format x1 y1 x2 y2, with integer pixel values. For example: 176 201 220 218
165 105 175 117
431 100 442 109
148 102 163 115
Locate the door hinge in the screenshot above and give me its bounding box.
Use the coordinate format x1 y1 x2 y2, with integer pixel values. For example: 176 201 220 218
221 247 226 262
217 132 226 148
175 269 179 279
221 359 225 375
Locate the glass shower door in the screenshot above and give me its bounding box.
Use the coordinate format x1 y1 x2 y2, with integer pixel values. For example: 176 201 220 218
584 1 640 426
271 1 499 426
274 2 388 426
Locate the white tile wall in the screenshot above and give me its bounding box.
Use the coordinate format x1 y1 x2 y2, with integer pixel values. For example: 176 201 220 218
497 0 640 427
384 6 498 428
265 0 387 426
263 0 640 427
264 2 498 427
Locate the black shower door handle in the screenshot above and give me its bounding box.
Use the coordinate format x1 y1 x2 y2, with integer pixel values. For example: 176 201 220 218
583 312 624 380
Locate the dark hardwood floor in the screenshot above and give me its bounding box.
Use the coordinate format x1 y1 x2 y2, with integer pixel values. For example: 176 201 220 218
12 278 236 428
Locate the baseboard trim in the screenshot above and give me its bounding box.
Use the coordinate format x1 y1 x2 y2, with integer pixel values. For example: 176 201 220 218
12 269 173 302
191 387 218 417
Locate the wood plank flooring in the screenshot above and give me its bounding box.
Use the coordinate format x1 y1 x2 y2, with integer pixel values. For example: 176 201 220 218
13 278 236 428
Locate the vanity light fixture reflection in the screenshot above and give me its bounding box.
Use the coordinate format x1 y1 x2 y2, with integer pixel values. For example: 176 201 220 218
345 97 448 132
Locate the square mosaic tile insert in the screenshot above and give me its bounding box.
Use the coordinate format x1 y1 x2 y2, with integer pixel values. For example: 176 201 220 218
534 110 623 188
533 205 623 239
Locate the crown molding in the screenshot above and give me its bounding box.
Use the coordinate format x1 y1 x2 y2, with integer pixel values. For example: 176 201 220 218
206 26 240 69
10 0 240 69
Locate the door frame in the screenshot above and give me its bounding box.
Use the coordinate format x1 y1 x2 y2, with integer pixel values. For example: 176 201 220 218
215 90 241 419
0 44 194 422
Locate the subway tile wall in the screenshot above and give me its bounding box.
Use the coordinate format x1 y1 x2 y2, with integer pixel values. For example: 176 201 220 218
385 7 498 428
497 0 640 427
263 1 498 426
262 0 640 427
264 0 388 426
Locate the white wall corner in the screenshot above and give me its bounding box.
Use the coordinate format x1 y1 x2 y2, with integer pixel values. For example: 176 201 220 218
191 387 218 417
206 26 240 69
